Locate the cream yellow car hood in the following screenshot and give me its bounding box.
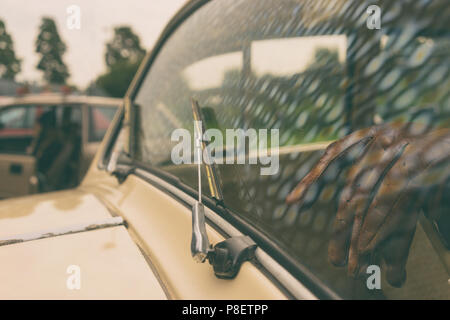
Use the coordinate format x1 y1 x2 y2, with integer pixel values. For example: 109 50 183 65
0 190 166 299
0 190 113 238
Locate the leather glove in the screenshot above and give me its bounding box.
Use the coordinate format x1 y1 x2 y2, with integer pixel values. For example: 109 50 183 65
286 121 450 287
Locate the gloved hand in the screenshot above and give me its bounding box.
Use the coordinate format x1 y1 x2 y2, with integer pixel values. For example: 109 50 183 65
286 121 450 287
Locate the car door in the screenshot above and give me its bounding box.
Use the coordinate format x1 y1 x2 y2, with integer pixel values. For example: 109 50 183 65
0 104 38 198
92 0 449 299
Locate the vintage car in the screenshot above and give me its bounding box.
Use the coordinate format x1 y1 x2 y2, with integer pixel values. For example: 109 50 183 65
0 94 120 198
0 0 448 299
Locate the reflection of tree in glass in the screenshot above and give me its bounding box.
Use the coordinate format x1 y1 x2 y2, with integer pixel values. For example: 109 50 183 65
197 47 346 147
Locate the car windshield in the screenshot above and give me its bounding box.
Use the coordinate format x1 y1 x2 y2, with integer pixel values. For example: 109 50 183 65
132 0 450 299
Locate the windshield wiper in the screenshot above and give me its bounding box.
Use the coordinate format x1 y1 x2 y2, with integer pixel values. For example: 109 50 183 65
191 98 224 204
190 98 257 279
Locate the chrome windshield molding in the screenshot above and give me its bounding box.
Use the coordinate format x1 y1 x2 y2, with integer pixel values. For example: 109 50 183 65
254 250 316 300
0 217 124 247
135 168 318 300
125 0 211 102
123 97 132 156
98 105 125 170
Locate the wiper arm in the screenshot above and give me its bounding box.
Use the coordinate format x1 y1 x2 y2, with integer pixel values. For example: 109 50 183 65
190 98 257 279
191 98 224 203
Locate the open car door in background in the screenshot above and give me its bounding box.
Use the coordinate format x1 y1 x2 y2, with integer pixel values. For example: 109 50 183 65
0 105 38 198
0 154 36 198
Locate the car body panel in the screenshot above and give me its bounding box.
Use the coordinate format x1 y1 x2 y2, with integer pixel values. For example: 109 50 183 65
0 158 287 299
0 154 35 198
0 190 112 238
80 163 287 299
0 226 167 299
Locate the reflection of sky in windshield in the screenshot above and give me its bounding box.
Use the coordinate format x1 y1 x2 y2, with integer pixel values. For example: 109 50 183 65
183 52 242 91
182 35 347 91
252 35 347 77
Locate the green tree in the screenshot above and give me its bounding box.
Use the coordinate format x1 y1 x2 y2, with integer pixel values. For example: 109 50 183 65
105 26 146 67
0 19 21 80
35 17 69 84
96 61 140 98
95 26 146 97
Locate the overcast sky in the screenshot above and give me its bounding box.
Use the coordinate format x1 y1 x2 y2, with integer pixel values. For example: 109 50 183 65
1 0 187 88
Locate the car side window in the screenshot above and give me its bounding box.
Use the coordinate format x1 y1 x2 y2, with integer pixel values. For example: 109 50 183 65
132 0 449 299
0 105 36 131
0 105 38 153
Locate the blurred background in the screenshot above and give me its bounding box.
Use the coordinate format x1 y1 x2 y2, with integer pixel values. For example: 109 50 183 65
0 0 186 97
0 0 186 199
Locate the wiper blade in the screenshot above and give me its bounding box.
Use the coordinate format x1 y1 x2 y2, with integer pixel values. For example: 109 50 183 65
191 98 224 203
